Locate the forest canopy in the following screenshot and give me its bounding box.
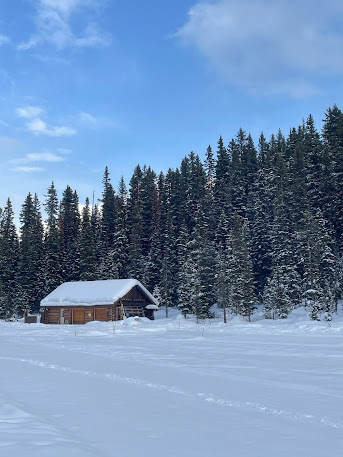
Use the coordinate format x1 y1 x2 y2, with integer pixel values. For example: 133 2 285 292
1 105 343 322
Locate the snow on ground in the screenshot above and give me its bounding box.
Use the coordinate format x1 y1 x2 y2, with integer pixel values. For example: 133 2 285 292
1 308 343 457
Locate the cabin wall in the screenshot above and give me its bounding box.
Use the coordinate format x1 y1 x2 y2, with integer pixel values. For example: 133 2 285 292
45 308 60 324
121 286 151 304
84 308 94 323
42 305 118 324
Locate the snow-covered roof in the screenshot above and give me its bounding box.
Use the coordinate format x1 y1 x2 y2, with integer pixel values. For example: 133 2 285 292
40 279 159 308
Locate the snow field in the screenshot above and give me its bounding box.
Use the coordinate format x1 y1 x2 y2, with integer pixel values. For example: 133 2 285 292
0 308 343 456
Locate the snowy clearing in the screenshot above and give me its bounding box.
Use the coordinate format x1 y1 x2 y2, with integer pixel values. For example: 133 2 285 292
1 308 343 457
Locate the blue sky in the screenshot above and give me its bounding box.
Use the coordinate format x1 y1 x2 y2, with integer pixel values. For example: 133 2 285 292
1 0 343 220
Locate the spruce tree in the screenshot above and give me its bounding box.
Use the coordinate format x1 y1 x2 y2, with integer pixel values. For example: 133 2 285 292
0 199 19 318
322 105 343 250
98 167 117 277
215 247 230 323
177 223 192 317
17 193 44 313
299 210 338 320
43 182 62 294
140 166 157 257
267 197 302 318
304 115 324 211
227 214 256 321
263 266 294 319
214 136 231 216
80 198 96 280
59 186 80 282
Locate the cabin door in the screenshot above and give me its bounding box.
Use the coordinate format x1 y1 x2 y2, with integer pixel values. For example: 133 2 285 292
60 309 65 324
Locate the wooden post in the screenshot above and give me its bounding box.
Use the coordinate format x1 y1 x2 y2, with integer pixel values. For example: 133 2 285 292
120 300 125 320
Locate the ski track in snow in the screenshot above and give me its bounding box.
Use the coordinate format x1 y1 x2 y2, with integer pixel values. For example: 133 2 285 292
1 355 342 432
36 340 343 402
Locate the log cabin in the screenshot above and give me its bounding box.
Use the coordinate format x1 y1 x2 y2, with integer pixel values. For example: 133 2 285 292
40 279 159 325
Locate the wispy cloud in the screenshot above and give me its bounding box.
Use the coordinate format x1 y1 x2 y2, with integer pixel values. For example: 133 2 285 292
57 147 72 155
0 69 15 92
8 150 66 167
33 54 71 65
26 118 76 136
175 0 343 97
16 105 45 118
77 111 117 129
16 104 77 137
18 0 111 50
0 34 10 46
11 166 45 173
28 151 66 162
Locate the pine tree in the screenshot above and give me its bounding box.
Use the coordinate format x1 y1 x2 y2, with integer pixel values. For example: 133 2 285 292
182 207 216 320
247 137 273 296
0 199 19 318
80 198 96 280
299 210 338 320
17 193 44 314
263 266 294 319
143 226 163 292
140 166 157 257
126 165 144 279
214 210 231 322
204 145 215 184
43 182 62 294
266 197 302 318
177 223 192 317
214 136 231 216
322 105 343 250
110 214 129 279
287 126 309 227
97 167 117 277
127 202 144 280
204 145 217 239
59 186 80 282
227 214 256 321
91 203 102 279
160 242 175 318
304 115 324 211
215 247 230 323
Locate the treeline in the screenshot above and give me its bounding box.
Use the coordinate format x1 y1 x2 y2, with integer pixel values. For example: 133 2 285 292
1 105 343 321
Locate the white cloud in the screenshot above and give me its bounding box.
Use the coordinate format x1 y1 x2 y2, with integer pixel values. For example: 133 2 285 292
18 0 111 50
78 111 117 129
27 151 66 162
9 149 68 166
15 104 77 137
0 34 10 46
26 118 77 136
175 0 343 96
16 105 44 118
12 166 45 173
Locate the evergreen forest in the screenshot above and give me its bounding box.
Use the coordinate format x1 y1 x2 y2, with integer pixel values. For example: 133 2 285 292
1 105 343 322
